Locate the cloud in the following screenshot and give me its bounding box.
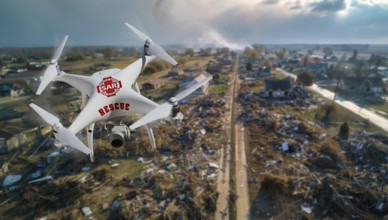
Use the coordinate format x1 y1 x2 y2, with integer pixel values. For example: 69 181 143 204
356 0 388 8
154 0 174 22
211 1 388 44
261 0 279 4
184 24 249 50
288 0 302 10
149 0 247 50
290 5 302 10
0 0 387 47
309 0 347 13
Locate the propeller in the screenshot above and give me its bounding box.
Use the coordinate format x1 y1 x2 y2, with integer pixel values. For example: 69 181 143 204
36 35 68 95
129 75 212 130
124 22 177 66
29 103 91 155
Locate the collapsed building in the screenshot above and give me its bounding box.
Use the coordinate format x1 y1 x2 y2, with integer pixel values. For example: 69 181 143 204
0 95 227 219
237 87 388 219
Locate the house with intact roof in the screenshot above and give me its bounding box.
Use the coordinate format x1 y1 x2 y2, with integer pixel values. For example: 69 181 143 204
338 77 385 95
305 62 328 77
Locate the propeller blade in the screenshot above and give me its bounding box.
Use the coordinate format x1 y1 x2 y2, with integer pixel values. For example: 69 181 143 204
125 22 177 66
51 35 68 63
36 64 57 95
130 76 212 130
175 76 212 101
124 22 149 41
148 43 177 66
29 103 91 155
57 127 91 155
29 103 60 125
37 35 68 95
129 103 172 130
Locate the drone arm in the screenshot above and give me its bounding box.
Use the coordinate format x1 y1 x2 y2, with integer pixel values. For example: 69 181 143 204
129 75 212 130
68 96 107 135
133 82 141 93
131 82 156 148
29 103 91 155
54 73 97 97
116 55 156 86
81 93 89 109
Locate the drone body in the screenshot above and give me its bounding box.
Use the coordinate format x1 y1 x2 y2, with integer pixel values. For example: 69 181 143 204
31 23 212 162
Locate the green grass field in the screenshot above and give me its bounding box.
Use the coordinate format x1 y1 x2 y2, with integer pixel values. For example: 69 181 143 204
368 104 388 118
209 84 228 95
296 97 388 136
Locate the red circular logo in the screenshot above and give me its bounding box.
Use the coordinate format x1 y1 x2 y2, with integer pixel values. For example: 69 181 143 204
97 77 122 97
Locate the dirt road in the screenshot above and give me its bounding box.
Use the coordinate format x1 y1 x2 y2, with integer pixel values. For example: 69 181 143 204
215 123 231 219
216 55 250 219
235 124 250 219
215 57 236 219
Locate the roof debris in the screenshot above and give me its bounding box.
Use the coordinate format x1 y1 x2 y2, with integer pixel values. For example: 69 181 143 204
238 87 388 219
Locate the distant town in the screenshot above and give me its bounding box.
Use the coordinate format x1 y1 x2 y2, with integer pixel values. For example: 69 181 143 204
0 44 387 219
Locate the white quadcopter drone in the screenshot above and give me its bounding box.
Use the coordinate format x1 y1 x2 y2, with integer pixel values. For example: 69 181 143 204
30 22 212 162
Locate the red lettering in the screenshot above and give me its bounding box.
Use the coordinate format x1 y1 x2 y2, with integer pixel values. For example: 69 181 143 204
99 109 105 116
98 102 130 116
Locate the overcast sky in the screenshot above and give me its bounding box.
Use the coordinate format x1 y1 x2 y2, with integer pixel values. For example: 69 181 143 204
1 0 388 49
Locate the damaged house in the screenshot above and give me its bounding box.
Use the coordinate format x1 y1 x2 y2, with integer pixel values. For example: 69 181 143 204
168 69 184 80
338 76 385 95
262 76 293 98
0 127 42 154
305 62 328 78
0 129 26 154
257 66 272 78
141 79 165 91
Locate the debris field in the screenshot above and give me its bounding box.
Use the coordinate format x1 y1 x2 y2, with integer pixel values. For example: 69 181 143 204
0 95 228 219
238 89 388 220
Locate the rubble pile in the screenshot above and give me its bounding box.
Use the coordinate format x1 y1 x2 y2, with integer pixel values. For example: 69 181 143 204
1 95 228 219
195 96 226 109
239 107 323 143
19 143 220 219
341 132 388 175
289 85 312 100
109 128 222 219
238 86 322 109
114 170 218 219
191 95 225 118
240 92 387 219
152 95 226 153
109 95 227 219
168 126 199 150
23 175 87 211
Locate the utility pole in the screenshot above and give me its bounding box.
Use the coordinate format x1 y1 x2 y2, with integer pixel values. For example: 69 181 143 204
332 78 340 104
332 61 344 104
